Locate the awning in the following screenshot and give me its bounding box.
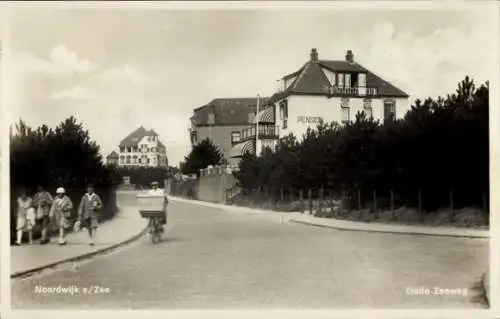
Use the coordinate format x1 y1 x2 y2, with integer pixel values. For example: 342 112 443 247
252 107 275 124
229 140 255 158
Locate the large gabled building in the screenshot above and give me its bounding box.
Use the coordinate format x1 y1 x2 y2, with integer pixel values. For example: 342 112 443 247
229 48 410 159
108 126 168 167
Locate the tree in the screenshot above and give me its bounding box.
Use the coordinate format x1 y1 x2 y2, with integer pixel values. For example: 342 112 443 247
180 138 224 177
10 116 118 240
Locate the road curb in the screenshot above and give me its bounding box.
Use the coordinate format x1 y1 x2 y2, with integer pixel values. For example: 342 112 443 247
289 219 489 239
170 196 489 239
11 226 147 279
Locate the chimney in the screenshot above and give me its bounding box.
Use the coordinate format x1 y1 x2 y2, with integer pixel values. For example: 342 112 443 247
345 50 354 63
310 48 318 62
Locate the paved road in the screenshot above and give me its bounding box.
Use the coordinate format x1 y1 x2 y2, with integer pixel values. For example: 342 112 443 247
11 193 487 309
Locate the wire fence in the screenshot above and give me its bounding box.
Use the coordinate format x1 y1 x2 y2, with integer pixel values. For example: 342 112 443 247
226 186 489 226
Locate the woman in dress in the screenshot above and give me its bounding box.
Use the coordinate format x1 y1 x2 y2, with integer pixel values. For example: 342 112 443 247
49 187 73 245
15 189 35 246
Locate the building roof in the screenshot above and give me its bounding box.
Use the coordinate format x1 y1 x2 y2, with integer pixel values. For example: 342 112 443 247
268 49 409 105
191 97 271 126
106 151 119 159
119 126 166 148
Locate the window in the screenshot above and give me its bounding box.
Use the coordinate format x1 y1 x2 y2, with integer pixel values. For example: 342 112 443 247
384 99 396 121
363 98 373 118
338 74 344 88
120 147 125 153
126 147 131 153
341 107 350 123
358 73 366 87
248 112 255 123
126 155 131 164
341 98 350 123
119 156 124 164
280 99 288 129
345 74 351 88
208 113 215 125
231 131 240 143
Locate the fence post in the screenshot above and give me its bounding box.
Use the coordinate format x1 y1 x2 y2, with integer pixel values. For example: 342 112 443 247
373 190 377 213
346 190 351 212
289 187 293 203
264 186 269 208
329 189 335 217
483 192 488 224
299 189 304 214
308 189 313 215
390 190 395 220
357 189 362 211
449 189 454 221
318 186 324 216
418 189 423 223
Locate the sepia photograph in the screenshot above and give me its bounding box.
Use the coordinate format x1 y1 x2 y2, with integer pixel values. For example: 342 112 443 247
6 1 495 312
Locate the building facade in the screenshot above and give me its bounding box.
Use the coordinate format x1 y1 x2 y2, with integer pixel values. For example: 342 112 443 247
230 48 410 159
189 97 271 166
108 126 169 167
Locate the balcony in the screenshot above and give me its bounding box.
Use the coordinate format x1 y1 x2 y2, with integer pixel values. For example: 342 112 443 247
323 85 378 97
232 125 280 145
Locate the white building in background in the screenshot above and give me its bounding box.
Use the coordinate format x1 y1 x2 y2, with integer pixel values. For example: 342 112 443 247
107 126 168 167
230 48 411 159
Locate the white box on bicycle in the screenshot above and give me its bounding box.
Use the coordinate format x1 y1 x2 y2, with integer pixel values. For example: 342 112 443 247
136 193 165 218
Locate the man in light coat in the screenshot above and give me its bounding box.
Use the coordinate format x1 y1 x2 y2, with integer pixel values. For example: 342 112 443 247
77 184 103 246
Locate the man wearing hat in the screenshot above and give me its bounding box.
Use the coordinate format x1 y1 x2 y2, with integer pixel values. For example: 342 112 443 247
77 184 103 246
49 187 73 245
149 181 168 232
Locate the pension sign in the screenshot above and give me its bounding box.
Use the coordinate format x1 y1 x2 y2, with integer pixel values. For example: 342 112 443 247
297 116 323 124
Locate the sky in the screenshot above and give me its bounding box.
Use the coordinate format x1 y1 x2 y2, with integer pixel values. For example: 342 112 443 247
6 2 498 166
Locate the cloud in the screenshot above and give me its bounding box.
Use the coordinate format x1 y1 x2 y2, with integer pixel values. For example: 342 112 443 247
51 86 95 100
99 64 161 87
16 45 98 76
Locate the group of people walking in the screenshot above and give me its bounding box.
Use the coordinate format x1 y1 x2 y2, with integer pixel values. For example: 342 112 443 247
15 184 103 246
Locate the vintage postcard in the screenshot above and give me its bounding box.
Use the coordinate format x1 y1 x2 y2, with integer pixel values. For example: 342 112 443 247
3 1 498 318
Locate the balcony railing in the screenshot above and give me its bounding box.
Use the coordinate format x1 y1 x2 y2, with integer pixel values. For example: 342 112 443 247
232 125 280 145
323 86 378 97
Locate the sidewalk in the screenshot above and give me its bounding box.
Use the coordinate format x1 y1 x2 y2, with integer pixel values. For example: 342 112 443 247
169 196 489 239
11 204 147 278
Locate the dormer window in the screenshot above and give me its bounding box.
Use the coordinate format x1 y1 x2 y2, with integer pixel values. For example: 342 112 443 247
248 112 255 123
345 74 351 88
207 113 215 125
358 73 367 87
338 74 345 88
